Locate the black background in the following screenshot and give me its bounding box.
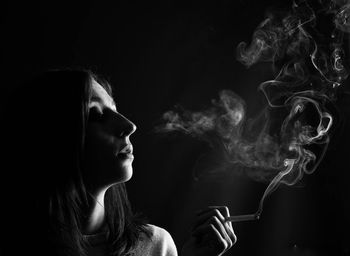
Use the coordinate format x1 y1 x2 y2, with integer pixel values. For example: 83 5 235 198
2 1 350 255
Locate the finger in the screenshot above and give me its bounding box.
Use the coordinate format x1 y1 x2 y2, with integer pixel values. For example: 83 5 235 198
208 206 237 244
216 207 236 243
194 223 230 254
193 215 233 250
196 205 227 216
193 208 231 234
193 208 219 231
207 206 230 218
208 206 234 231
208 224 230 253
211 215 234 249
195 210 237 247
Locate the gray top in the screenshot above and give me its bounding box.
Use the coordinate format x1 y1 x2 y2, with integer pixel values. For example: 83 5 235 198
84 224 178 256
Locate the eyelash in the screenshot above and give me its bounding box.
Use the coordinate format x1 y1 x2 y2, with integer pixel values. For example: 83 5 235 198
88 107 104 122
89 107 118 123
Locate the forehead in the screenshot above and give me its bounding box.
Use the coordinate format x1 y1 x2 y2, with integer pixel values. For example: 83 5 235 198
90 80 116 110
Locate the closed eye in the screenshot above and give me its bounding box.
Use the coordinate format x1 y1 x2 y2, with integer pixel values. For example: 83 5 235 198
88 106 104 123
88 106 118 124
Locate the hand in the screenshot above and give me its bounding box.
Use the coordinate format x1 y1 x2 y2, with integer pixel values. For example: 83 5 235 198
182 206 237 256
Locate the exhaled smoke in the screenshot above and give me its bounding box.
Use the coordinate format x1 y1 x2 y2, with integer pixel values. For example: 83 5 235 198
157 0 349 217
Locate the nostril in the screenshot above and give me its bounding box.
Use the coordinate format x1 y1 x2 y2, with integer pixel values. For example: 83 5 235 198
118 130 125 138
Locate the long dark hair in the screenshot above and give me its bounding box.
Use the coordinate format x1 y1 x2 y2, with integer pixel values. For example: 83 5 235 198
0 69 148 256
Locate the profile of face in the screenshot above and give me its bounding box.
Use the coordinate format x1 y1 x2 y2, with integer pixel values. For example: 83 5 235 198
83 80 137 192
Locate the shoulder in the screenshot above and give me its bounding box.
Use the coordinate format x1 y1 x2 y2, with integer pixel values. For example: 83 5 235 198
146 224 174 244
134 224 178 256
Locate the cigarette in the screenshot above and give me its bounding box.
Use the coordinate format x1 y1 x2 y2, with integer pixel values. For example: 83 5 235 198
225 214 259 223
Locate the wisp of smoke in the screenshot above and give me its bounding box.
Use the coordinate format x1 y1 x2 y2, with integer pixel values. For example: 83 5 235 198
156 0 349 219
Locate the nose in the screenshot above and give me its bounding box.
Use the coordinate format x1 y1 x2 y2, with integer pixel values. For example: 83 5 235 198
115 113 137 138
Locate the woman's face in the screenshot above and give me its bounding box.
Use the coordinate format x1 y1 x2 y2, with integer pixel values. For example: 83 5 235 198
83 80 136 192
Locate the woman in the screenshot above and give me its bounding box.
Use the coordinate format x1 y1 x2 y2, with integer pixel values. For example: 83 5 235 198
0 69 236 256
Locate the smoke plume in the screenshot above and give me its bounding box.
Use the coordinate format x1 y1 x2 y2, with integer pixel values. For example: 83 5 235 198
157 0 349 217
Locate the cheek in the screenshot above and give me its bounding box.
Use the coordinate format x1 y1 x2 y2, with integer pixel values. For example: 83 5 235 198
86 126 118 155
84 127 132 183
84 127 116 173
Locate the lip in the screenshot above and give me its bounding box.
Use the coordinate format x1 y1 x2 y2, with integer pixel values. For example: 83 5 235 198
118 152 134 160
119 144 133 154
117 144 134 160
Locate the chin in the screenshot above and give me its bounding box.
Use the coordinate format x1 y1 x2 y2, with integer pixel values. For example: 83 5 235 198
121 166 133 182
114 162 133 183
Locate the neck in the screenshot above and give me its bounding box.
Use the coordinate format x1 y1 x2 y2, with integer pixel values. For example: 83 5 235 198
83 188 108 235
